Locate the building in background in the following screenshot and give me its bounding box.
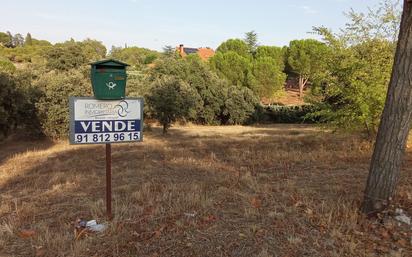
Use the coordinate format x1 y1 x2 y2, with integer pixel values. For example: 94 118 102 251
177 44 215 61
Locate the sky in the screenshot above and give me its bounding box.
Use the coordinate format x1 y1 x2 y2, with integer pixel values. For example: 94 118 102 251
0 0 389 51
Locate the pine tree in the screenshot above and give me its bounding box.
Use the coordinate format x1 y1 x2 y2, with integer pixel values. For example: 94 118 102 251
244 30 258 55
25 33 33 46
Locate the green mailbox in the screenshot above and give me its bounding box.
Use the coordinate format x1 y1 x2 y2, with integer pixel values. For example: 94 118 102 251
90 59 129 100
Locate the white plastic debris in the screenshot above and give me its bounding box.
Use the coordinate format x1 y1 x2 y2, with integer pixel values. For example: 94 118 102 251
184 212 197 218
86 220 97 227
79 219 107 232
87 223 107 232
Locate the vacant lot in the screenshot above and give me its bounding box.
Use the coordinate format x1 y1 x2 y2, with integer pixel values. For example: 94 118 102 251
1 125 411 257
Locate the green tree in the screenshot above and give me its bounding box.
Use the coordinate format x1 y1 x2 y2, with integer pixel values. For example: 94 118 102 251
314 39 394 134
287 39 330 97
31 39 52 47
222 86 259 125
12 33 24 47
35 68 91 138
80 39 106 61
309 0 399 134
148 55 227 124
0 32 10 46
252 57 286 98
362 0 411 214
109 46 159 67
244 30 258 55
146 77 201 133
13 69 43 137
182 55 230 124
342 0 401 44
45 42 87 71
216 39 251 58
0 71 42 139
24 33 33 46
162 45 177 57
209 51 253 88
0 72 21 138
255 46 285 69
5 31 14 48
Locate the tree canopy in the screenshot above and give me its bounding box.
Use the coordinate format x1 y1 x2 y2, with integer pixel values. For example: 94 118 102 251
216 39 251 59
244 30 258 55
110 46 159 67
308 0 399 134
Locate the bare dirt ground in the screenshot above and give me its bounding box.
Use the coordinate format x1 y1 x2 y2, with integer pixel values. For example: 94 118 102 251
261 88 306 106
273 89 306 106
1 125 411 257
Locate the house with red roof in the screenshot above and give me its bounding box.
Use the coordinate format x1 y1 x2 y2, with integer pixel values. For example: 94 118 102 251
177 44 215 61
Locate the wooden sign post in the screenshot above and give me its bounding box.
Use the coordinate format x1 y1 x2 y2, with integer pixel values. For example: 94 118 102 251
69 58 144 220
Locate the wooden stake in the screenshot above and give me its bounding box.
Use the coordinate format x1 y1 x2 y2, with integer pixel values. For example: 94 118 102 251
106 143 112 220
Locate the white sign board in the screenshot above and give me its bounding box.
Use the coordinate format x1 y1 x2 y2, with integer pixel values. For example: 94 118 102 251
69 97 143 144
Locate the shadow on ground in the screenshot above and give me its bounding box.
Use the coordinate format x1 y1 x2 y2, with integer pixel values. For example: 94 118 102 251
0 135 54 166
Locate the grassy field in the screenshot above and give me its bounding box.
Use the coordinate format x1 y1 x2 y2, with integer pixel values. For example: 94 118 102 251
0 125 411 257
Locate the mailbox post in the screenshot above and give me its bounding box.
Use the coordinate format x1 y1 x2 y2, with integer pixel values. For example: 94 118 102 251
90 59 129 220
70 59 143 220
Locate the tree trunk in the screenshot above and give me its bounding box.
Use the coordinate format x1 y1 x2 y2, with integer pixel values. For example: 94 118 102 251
163 123 168 134
298 75 308 98
361 1 412 214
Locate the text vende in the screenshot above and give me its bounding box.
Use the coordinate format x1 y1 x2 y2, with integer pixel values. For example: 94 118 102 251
74 120 141 133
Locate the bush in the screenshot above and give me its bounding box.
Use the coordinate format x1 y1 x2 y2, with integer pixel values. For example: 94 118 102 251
0 71 42 139
262 104 319 123
0 72 20 138
146 76 202 133
149 55 227 125
0 57 16 73
45 43 87 71
221 86 259 125
13 69 43 137
35 68 91 139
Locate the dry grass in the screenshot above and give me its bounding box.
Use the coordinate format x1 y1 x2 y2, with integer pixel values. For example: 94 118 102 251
0 124 411 257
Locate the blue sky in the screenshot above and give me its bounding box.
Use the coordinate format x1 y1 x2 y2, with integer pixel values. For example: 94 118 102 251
0 0 388 51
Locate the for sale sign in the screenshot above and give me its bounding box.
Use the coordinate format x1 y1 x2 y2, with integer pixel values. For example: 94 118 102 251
69 97 143 144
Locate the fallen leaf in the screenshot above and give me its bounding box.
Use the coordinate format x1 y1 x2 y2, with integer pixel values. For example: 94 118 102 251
154 230 161 238
18 229 36 238
294 201 304 208
305 208 313 216
35 247 46 257
251 197 262 209
379 229 390 240
143 206 155 215
397 238 408 247
203 215 217 223
153 225 166 238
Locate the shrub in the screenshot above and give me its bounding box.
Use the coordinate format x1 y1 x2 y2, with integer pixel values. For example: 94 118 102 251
45 43 87 71
0 71 42 139
221 86 259 125
0 72 20 138
263 104 319 123
148 55 227 125
0 57 16 73
146 76 202 133
35 68 91 139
